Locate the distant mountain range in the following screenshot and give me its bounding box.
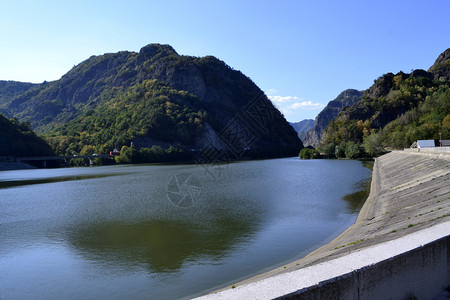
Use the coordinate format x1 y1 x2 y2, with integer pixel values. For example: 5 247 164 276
303 89 362 148
289 119 314 142
0 44 302 159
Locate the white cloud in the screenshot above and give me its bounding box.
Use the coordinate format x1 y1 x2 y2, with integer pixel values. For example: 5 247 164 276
289 101 324 110
267 92 324 121
279 107 293 116
268 95 302 103
268 95 324 110
266 88 277 95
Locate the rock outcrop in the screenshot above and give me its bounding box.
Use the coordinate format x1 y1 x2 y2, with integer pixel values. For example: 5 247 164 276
303 89 362 147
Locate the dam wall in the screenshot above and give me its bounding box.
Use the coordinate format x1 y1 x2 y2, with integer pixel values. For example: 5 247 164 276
276 228 449 300
196 151 450 299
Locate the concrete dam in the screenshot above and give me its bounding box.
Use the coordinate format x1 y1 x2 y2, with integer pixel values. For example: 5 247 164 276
196 151 450 299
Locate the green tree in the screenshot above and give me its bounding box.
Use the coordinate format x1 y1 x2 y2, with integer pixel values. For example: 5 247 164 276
80 145 96 156
363 132 384 157
299 148 320 159
321 143 336 158
344 141 362 159
115 145 138 163
335 142 347 158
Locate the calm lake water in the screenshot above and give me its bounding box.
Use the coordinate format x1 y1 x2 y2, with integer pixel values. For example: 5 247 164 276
0 157 372 299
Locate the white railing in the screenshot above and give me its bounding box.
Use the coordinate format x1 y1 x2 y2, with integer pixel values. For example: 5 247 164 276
404 147 450 152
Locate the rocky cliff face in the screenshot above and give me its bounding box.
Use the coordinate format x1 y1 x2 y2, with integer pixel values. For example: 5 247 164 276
334 69 436 130
303 89 362 147
0 44 302 157
428 48 450 81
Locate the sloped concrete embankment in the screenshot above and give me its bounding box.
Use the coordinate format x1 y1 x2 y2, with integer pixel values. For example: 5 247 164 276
196 151 450 299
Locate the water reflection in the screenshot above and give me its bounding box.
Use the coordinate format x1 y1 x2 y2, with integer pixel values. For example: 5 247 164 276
342 161 373 213
67 217 257 274
342 178 371 213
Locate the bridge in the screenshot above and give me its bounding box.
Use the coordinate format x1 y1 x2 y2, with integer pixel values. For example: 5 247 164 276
16 155 114 168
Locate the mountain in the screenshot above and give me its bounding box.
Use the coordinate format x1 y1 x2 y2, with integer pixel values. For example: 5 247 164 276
0 44 302 160
428 48 450 81
0 113 53 157
0 81 36 110
319 48 450 157
303 89 362 148
289 119 314 141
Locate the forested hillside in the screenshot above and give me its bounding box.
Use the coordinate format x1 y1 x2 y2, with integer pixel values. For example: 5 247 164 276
0 114 53 156
0 44 301 161
0 81 36 109
317 48 450 158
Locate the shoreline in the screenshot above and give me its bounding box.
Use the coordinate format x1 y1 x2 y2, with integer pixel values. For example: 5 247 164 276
195 151 450 298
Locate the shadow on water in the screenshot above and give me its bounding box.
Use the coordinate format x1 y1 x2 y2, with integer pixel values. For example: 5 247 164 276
66 211 259 274
342 161 373 213
0 173 127 189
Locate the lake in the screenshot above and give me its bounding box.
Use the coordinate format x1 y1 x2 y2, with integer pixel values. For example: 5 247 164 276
0 157 372 299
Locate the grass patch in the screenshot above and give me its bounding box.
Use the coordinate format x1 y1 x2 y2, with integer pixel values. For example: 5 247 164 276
334 239 365 250
430 213 450 222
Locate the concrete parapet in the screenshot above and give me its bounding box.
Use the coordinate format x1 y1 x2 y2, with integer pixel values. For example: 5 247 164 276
196 222 450 300
278 232 449 299
404 146 450 153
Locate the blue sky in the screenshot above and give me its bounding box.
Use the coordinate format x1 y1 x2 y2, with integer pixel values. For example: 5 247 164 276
0 1 449 122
